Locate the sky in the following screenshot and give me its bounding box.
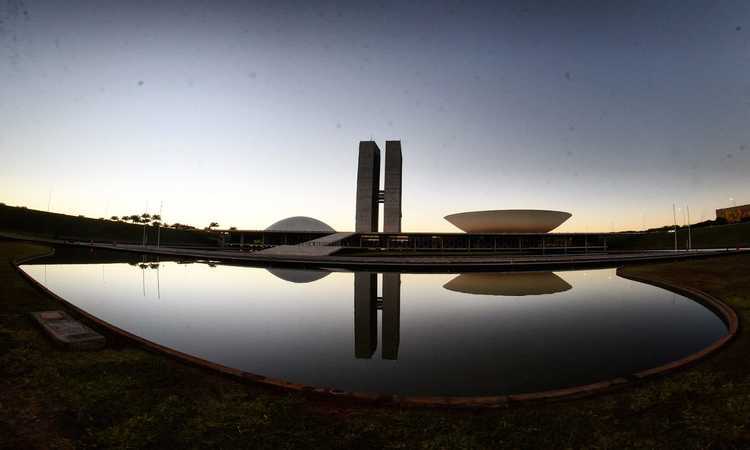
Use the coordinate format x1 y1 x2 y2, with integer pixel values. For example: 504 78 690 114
1 0 749 232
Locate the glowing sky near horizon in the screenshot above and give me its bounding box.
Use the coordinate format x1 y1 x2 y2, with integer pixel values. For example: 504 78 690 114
1 0 749 232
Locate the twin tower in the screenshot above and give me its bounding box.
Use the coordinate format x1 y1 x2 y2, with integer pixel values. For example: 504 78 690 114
355 140 402 233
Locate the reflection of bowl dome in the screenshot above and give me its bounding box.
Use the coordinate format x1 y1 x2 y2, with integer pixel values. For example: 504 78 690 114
266 268 331 283
444 210 571 233
265 216 335 233
443 272 572 296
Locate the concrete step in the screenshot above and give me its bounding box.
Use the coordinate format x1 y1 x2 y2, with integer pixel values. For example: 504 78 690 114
30 310 105 350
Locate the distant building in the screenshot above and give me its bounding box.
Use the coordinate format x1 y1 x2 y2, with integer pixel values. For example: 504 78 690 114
716 204 750 223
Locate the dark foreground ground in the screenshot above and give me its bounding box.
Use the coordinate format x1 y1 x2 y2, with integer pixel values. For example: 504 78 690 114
2 242 750 449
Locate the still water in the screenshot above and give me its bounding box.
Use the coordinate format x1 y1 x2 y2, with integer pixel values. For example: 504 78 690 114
21 253 727 397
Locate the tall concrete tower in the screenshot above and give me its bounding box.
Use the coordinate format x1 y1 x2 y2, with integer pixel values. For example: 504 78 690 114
355 140 402 233
383 141 403 233
355 141 381 233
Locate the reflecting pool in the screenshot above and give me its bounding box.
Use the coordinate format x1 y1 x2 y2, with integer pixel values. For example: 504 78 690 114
21 252 728 397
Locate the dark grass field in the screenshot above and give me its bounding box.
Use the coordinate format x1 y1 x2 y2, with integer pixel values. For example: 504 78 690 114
607 221 750 251
2 241 750 449
0 204 218 247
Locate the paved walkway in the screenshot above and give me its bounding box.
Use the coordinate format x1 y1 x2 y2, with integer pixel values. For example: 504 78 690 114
256 232 354 256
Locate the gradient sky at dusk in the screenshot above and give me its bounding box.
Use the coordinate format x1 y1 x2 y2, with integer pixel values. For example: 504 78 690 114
1 0 749 232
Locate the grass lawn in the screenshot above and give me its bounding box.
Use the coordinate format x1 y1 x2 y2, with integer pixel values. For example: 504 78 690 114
2 241 750 449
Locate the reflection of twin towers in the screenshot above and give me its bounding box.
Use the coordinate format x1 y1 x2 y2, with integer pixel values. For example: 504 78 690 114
354 272 401 360
266 269 574 361
265 268 401 359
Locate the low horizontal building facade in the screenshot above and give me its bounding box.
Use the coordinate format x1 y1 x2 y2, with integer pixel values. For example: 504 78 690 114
219 230 609 254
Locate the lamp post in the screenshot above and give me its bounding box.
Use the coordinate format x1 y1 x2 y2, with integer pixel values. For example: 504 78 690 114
672 203 678 251
685 205 693 250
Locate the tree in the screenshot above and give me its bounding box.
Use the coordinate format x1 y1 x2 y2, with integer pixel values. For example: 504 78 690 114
141 213 151 220
110 216 119 221
151 214 161 222
229 226 237 231
208 222 219 230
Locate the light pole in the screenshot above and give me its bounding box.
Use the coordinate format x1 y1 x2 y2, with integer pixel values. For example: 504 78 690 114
685 205 693 250
672 203 678 251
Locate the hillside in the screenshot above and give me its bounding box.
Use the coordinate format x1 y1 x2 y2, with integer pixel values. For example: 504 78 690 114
0 204 219 247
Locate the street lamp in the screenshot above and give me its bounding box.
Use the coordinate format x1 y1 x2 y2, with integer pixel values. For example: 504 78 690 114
672 203 678 251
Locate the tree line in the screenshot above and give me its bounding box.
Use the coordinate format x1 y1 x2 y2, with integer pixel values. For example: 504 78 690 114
108 214 227 231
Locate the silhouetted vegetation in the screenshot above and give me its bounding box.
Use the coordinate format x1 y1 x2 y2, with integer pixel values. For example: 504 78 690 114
0 204 218 246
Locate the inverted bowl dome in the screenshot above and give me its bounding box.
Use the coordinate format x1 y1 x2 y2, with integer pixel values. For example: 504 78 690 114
444 209 571 233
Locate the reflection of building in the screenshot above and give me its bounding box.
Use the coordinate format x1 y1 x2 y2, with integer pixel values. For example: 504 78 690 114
354 273 377 358
266 267 330 283
443 272 572 296
381 273 401 360
716 204 750 224
354 272 401 359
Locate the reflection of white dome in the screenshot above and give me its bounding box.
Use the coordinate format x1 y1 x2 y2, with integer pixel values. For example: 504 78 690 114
265 216 335 232
443 272 572 296
266 268 330 283
445 210 571 233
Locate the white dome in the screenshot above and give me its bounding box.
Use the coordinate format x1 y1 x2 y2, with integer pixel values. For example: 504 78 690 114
265 216 335 233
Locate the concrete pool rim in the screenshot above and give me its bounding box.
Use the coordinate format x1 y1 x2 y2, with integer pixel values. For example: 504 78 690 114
12 245 739 408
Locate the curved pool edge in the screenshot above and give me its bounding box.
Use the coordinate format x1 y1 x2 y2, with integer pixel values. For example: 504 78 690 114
614 267 739 379
11 246 739 409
